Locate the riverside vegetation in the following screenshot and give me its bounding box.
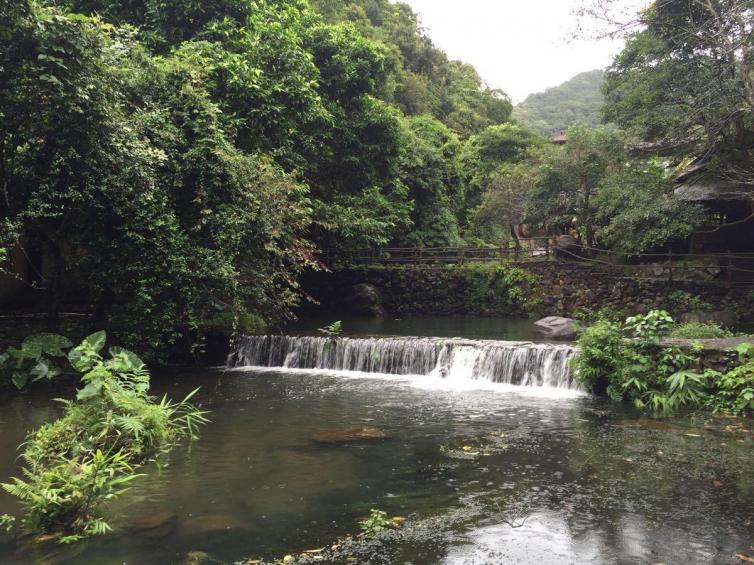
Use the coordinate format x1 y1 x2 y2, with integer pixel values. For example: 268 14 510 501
0 332 207 542
574 310 754 414
1 0 754 560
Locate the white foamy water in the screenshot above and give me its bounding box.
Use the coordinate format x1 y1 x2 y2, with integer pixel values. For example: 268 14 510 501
226 335 582 394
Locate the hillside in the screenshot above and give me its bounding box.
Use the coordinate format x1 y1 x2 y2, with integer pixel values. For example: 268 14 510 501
513 70 605 136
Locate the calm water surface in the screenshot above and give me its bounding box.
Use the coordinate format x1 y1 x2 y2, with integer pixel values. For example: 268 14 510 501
0 367 752 563
286 315 540 342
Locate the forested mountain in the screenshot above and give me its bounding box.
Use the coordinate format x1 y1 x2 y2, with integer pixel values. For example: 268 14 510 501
513 70 605 136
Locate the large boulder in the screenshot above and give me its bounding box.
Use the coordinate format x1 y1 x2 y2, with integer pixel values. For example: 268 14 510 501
533 316 578 340
679 310 737 329
345 283 385 317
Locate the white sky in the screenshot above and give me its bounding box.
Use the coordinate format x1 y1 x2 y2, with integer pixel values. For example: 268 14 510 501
400 0 639 103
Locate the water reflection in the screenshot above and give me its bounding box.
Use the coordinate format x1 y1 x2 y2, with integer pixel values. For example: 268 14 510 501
0 369 750 564
286 315 541 342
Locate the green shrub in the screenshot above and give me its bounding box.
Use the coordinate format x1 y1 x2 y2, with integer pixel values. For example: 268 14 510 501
669 322 733 340
663 290 713 313
461 264 539 314
624 309 674 342
703 343 754 414
572 319 625 393
573 307 630 325
575 310 754 414
359 509 393 535
2 332 208 542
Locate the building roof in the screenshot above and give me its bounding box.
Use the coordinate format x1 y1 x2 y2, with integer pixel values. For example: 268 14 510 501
673 159 754 202
550 131 567 144
675 178 754 202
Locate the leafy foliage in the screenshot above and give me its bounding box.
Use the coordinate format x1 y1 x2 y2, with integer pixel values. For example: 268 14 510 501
1 331 208 540
1 0 527 358
669 322 733 340
593 161 705 254
358 509 393 535
0 334 72 390
524 125 704 252
317 321 343 338
311 0 512 136
602 0 754 183
575 310 754 414
703 344 754 414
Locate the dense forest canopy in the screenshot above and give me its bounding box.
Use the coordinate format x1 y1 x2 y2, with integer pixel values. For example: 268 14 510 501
0 0 520 356
1 0 745 358
599 0 754 184
513 69 605 136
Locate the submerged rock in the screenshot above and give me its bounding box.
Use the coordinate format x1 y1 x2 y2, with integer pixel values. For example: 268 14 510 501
533 316 578 340
179 550 221 565
312 426 387 445
178 514 251 537
128 511 179 539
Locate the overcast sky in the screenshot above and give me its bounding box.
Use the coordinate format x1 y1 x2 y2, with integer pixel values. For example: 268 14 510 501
400 0 641 103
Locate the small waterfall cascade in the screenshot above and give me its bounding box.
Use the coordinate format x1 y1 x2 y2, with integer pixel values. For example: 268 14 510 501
227 335 579 390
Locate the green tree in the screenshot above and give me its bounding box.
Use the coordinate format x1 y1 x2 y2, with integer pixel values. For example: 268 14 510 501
460 124 543 224
593 161 706 254
525 125 624 246
1 1 316 357
310 0 512 136
599 0 754 182
468 163 538 244
395 115 463 246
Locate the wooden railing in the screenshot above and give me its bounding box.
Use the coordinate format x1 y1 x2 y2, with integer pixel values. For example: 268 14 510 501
328 238 552 266
324 241 754 289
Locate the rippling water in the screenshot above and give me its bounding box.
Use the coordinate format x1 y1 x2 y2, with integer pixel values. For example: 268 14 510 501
0 368 752 564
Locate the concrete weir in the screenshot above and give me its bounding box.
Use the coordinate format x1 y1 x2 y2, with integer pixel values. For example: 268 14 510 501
227 335 580 390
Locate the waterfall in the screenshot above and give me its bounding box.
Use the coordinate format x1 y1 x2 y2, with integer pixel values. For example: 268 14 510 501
227 336 579 390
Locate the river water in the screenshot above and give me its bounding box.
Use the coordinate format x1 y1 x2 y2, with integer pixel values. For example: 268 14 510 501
0 317 752 564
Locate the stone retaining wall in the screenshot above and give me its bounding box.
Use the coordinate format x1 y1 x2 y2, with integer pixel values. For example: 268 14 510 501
303 262 753 324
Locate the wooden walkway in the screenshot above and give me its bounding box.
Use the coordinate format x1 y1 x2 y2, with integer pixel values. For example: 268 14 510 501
325 240 754 289
328 238 553 265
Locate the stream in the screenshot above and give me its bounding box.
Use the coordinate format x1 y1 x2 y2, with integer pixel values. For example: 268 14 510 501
0 317 751 564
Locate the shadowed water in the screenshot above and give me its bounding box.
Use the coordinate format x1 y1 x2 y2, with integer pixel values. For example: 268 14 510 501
0 367 751 564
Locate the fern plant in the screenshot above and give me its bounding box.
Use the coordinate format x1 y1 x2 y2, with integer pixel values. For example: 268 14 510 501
2 331 209 542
